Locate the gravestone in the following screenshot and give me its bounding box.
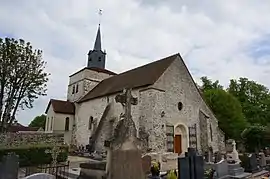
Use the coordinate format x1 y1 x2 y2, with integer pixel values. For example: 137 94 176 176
226 139 240 164
214 160 230 179
0 153 19 179
178 148 204 179
107 88 144 179
208 147 214 163
142 155 152 174
259 152 267 169
244 153 259 173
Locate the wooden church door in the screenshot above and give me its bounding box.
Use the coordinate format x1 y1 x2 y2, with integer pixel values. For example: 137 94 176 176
174 135 182 154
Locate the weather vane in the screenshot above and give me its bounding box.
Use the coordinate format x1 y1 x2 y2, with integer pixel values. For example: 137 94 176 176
98 9 102 25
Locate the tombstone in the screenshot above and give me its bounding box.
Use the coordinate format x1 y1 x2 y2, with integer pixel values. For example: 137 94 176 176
259 152 267 169
106 88 144 179
0 153 19 179
226 139 240 164
214 160 230 179
22 173 55 179
178 148 204 179
142 155 152 174
242 153 259 173
208 147 214 163
87 136 95 153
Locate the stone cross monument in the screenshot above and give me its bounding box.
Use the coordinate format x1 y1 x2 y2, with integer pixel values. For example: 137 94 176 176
226 139 240 164
45 146 65 174
107 88 144 179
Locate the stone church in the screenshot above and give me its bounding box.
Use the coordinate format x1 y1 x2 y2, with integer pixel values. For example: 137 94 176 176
45 25 225 155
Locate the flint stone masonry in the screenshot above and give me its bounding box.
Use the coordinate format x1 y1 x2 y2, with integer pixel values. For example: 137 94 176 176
75 56 225 154
67 68 114 102
0 133 64 149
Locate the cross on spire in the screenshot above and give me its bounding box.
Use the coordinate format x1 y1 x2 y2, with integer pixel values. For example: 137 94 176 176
98 9 102 25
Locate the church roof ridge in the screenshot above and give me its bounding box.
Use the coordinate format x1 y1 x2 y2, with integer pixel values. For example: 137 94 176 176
78 53 180 103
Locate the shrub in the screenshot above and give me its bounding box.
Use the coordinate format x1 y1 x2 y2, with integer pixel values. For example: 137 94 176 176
0 145 68 167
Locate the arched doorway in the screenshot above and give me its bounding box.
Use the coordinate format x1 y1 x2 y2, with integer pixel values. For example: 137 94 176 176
174 124 189 155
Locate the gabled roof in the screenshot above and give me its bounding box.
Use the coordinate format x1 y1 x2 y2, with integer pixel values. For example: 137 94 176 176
45 99 75 115
69 67 116 77
79 53 179 102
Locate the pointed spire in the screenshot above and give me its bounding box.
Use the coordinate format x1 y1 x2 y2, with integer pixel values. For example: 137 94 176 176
94 24 102 51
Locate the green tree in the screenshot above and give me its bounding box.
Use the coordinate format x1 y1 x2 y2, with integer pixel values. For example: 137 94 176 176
29 114 46 129
241 124 270 152
228 78 270 125
0 38 49 132
200 76 223 92
203 89 247 140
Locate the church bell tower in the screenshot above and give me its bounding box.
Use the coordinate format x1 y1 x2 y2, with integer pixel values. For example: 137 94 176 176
87 24 106 69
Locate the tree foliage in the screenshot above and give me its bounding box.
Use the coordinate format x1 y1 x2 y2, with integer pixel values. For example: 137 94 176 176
0 37 49 132
203 88 247 140
228 78 270 125
200 76 223 92
241 124 270 152
29 114 46 129
200 76 270 151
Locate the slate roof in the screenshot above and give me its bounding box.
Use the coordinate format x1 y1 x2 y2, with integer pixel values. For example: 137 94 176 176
45 99 75 115
78 53 179 102
69 67 116 77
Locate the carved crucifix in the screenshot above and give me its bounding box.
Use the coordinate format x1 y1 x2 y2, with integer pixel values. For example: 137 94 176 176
115 88 138 120
45 146 65 174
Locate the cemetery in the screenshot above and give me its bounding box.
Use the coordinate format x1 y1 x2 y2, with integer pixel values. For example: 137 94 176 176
1 15 270 179
0 88 269 179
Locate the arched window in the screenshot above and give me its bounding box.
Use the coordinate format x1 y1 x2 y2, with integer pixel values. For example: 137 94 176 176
50 117 53 131
76 84 79 93
210 124 213 141
89 116 93 130
65 117 69 131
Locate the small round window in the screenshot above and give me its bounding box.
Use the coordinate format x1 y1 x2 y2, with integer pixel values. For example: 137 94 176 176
178 102 183 111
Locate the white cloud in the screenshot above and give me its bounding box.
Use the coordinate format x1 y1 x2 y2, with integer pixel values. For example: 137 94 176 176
1 0 270 125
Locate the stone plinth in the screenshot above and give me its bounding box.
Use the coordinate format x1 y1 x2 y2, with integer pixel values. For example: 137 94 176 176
108 149 144 179
79 161 107 179
228 163 251 179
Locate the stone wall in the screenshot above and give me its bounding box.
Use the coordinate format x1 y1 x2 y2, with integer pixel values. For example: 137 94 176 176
67 68 114 102
0 132 64 149
153 57 225 153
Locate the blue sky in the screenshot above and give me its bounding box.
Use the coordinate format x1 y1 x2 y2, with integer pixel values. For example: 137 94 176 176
1 0 270 125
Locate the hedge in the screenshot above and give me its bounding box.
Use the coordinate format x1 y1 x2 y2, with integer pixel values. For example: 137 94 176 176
0 145 69 167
